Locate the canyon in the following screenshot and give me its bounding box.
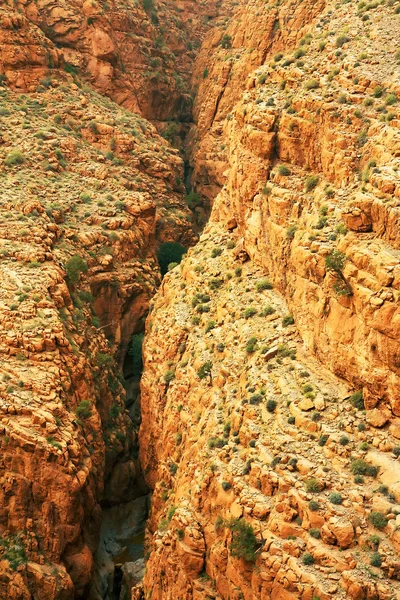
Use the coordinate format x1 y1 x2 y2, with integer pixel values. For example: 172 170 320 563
0 0 400 599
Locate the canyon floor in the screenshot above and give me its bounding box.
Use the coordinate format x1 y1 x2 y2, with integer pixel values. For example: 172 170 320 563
0 0 400 599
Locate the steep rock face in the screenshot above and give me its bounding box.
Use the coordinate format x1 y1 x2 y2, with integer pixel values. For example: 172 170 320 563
138 224 400 600
138 0 400 598
189 0 327 204
1 0 233 124
0 72 193 599
190 0 400 413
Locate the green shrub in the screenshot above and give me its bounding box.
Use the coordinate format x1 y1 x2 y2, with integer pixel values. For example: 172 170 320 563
385 92 398 106
4 150 25 167
266 399 277 413
351 459 378 478
222 481 232 491
220 34 232 48
164 370 175 384
197 361 212 380
211 247 223 258
246 337 258 353
205 320 216 333
308 500 319 511
96 352 112 367
80 192 92 203
370 552 382 567
256 279 273 292
142 0 153 11
66 255 88 285
294 47 306 59
162 121 179 143
169 462 178 475
367 530 379 543
0 535 27 570
260 305 275 316
47 436 62 450
330 492 343 505
76 400 92 419
278 164 291 176
369 512 388 530
325 250 346 274
349 390 364 410
128 333 144 377
318 434 329 447
305 175 319 192
227 519 258 562
186 191 201 209
243 307 257 319
309 528 321 539
302 552 314 565
282 315 294 327
304 78 320 90
373 85 384 98
336 35 349 48
305 478 323 493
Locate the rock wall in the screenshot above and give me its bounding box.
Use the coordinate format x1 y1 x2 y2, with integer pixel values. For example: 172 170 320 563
0 14 198 596
137 0 400 598
190 0 400 413
137 223 400 600
1 0 233 124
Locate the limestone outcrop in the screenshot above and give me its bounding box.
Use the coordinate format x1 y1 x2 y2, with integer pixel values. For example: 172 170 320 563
137 223 400 600
0 35 195 600
137 0 400 598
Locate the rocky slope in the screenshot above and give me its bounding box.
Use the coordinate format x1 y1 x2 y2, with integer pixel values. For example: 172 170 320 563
0 0 233 130
138 224 400 600
0 0 209 596
1 0 400 598
189 0 400 414
137 0 400 598
0 78 194 598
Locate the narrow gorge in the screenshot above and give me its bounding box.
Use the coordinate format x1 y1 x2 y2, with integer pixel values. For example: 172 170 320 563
0 1 400 600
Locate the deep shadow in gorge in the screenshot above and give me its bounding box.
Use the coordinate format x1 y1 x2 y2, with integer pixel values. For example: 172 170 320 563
91 246 197 599
90 323 148 599
88 5 229 595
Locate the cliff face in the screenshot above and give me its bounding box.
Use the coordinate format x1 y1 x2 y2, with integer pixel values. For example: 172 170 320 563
0 1 204 596
138 0 400 598
138 224 400 600
1 0 400 598
0 80 191 597
204 0 400 417
0 0 232 124
188 0 400 413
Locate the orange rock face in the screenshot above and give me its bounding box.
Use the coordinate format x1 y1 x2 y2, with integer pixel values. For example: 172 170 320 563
136 0 400 598
1 0 400 598
0 0 232 123
138 224 400 600
0 6 200 595
189 0 400 415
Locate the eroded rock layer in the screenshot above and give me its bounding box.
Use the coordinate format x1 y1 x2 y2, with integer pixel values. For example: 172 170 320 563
189 0 400 414
138 0 400 598
0 17 198 598
138 224 400 600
